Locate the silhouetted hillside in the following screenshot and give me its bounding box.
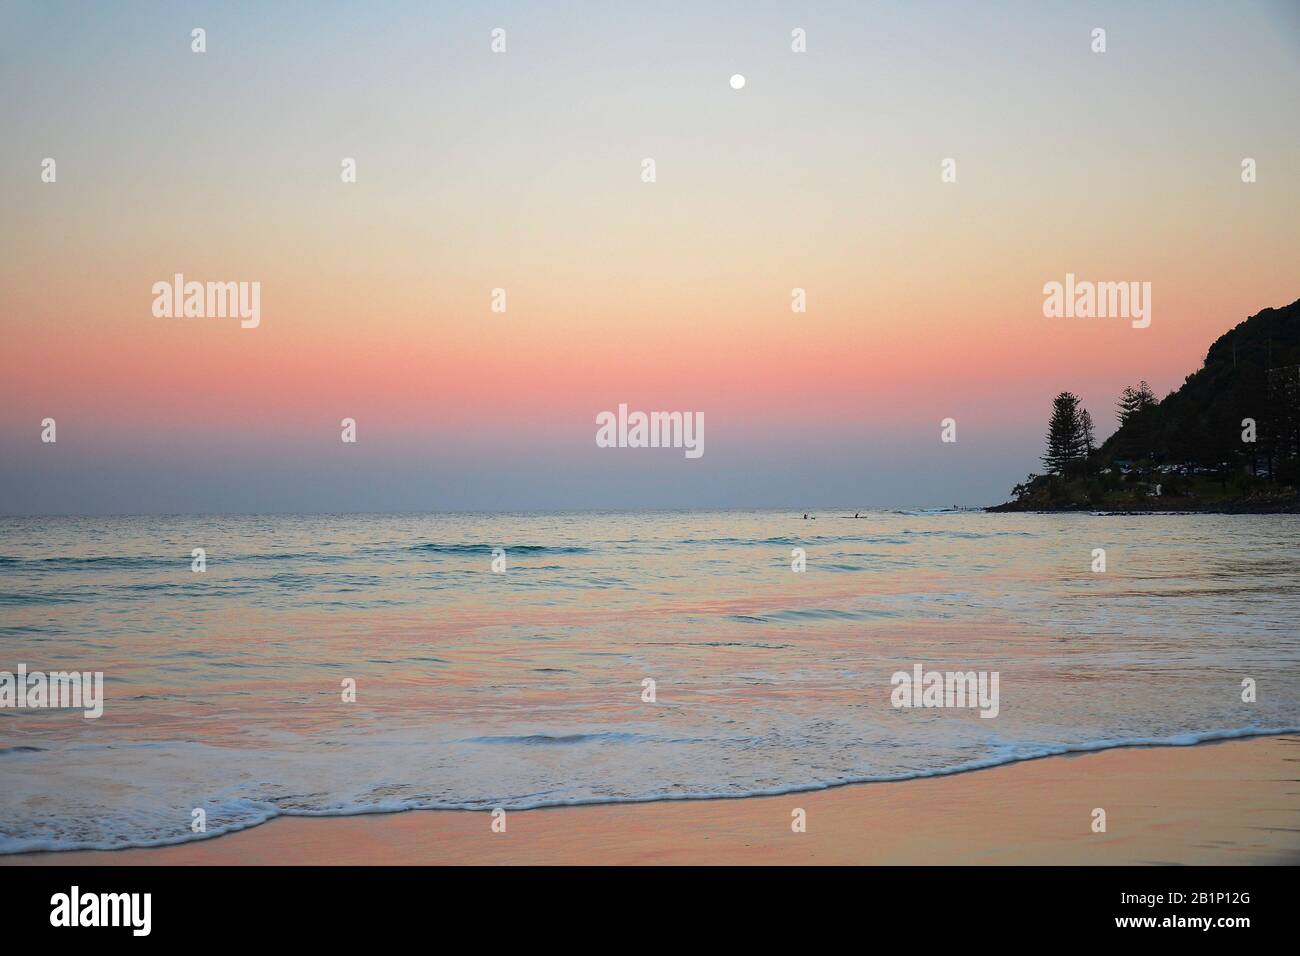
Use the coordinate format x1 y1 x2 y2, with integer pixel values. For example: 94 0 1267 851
1103 297 1300 472
993 297 1300 512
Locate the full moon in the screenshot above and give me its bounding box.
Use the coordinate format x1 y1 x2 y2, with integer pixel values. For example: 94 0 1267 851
729 74 745 90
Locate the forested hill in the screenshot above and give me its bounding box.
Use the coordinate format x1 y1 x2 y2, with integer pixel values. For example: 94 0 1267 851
992 296 1300 512
1101 297 1300 467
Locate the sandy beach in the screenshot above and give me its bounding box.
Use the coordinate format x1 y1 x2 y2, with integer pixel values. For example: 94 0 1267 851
8 735 1297 866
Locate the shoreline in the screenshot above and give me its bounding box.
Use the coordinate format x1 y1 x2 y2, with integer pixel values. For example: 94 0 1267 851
8 734 1298 866
986 500 1300 514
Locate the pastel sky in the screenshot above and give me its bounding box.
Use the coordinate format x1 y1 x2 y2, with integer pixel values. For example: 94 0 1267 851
2 0 1298 513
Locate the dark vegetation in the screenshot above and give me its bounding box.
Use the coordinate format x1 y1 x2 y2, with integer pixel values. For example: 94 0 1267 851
991 297 1300 512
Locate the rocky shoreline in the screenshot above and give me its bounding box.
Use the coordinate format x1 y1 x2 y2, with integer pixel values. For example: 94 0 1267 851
986 495 1300 514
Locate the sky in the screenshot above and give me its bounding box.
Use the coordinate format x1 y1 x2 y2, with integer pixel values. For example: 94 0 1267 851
1 0 1298 513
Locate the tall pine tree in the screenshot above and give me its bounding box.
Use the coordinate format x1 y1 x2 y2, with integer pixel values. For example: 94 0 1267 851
1079 408 1097 472
1116 381 1157 426
1042 392 1087 475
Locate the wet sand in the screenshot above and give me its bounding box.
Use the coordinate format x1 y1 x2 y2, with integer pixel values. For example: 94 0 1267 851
7 735 1298 865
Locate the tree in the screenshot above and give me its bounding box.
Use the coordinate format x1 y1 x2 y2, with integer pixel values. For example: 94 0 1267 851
1080 408 1096 458
1042 392 1087 475
1116 381 1156 426
1011 474 1040 500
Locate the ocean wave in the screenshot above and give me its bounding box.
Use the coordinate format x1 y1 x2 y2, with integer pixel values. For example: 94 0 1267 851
408 543 592 555
763 606 900 622
0 555 179 571
0 591 86 605
4 726 1295 856
459 732 659 746
0 551 355 572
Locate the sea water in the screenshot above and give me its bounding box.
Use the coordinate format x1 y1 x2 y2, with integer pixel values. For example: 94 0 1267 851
1 510 1296 852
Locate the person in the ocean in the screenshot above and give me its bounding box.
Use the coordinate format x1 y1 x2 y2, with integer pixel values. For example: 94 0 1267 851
803 513 808 520
854 512 860 518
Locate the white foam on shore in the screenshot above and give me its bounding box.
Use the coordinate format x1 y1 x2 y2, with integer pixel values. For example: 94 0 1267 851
5 725 1295 856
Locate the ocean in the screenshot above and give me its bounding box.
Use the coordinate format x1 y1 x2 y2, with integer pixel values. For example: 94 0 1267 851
1 510 1297 853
